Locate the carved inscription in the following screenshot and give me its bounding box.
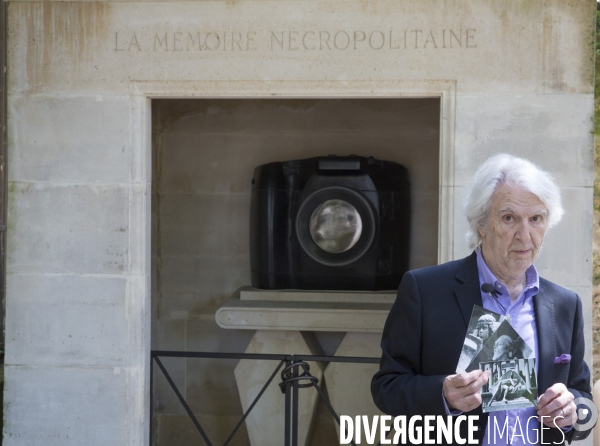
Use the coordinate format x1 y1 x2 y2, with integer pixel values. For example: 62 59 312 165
6 432 70 440
114 28 476 52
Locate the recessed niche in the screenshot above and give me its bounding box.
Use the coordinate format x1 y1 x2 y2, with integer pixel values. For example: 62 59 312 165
151 98 440 445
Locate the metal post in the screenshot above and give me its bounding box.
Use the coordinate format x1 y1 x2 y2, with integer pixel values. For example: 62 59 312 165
284 358 291 446
292 360 299 446
149 355 154 446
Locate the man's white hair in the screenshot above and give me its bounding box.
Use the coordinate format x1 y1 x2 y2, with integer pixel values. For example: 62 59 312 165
464 153 564 249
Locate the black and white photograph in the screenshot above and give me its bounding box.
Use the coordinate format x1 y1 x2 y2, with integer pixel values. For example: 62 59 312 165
456 305 506 373
480 358 538 413
464 319 533 372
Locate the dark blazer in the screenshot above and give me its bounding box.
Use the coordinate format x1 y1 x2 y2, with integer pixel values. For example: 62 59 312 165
371 252 592 445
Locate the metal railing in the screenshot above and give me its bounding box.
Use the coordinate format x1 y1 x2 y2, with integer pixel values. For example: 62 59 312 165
150 350 381 446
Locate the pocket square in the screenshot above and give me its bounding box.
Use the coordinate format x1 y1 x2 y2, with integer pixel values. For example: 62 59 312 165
554 354 571 364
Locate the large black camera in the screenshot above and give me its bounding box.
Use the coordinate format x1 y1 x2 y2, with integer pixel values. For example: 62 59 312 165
250 155 410 290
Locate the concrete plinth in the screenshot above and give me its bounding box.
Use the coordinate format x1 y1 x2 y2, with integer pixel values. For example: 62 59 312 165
324 332 384 442
234 330 324 446
217 287 395 332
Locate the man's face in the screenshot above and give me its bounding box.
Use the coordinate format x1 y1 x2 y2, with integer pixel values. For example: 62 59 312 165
479 184 548 283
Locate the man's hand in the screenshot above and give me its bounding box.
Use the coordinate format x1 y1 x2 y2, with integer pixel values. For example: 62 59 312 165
536 384 577 428
443 369 490 412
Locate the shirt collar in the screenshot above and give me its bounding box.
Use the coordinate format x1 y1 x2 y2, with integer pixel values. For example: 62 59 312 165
475 246 539 299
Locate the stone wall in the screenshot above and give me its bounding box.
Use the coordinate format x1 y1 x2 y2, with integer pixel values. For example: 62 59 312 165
3 1 596 445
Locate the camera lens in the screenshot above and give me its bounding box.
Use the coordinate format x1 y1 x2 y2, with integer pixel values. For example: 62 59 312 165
308 199 363 253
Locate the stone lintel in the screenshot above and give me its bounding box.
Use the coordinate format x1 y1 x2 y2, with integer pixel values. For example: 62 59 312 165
216 288 395 332
239 286 396 303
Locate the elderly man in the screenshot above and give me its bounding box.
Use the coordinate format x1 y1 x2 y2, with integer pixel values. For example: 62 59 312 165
371 154 592 445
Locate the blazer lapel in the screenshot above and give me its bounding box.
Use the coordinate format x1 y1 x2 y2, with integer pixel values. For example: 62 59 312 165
453 252 483 328
533 284 555 393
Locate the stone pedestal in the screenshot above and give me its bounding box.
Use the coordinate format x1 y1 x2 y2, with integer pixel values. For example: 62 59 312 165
216 287 395 332
223 287 395 446
324 332 385 441
234 330 324 446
